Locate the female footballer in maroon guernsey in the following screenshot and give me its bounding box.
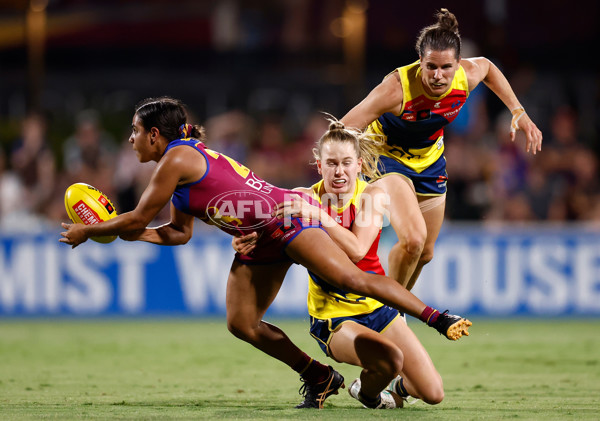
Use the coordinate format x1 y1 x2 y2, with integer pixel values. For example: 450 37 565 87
60 97 470 409
164 136 322 264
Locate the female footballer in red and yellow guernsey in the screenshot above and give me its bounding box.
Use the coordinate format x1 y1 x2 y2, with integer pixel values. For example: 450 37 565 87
341 8 543 293
236 119 446 409
60 97 469 409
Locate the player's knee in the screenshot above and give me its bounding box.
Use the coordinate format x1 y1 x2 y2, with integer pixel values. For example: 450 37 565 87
419 248 434 266
422 385 444 405
385 347 404 377
394 218 427 253
227 319 252 342
357 339 403 377
419 378 444 405
390 234 425 261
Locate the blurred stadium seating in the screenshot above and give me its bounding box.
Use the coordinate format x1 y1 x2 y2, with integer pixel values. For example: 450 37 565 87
1 0 599 224
0 1 599 317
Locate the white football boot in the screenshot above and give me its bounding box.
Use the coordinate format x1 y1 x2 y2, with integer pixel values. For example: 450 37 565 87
348 378 398 409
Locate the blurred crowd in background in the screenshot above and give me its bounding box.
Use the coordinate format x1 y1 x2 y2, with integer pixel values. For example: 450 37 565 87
0 0 599 229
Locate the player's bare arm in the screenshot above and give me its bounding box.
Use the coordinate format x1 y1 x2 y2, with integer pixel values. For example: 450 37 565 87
274 185 386 263
462 57 542 154
272 192 367 260
326 184 387 263
122 203 195 245
341 71 404 130
347 184 387 261
61 147 201 247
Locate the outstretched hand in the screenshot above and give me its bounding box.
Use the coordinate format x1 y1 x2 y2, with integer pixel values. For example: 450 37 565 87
59 222 88 249
510 110 542 155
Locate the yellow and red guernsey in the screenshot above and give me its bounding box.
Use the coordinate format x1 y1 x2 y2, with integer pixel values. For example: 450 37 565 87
306 179 385 319
368 60 469 174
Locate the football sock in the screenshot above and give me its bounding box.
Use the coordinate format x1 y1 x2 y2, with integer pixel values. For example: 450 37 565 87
358 390 381 408
293 354 329 383
395 377 409 398
419 306 440 326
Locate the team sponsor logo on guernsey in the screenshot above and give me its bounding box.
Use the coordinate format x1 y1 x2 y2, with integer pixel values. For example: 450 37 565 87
408 99 425 109
416 110 431 121
270 220 297 240
401 110 415 121
443 108 461 118
206 190 278 231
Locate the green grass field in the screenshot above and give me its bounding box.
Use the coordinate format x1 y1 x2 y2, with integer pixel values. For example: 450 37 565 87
1 318 598 420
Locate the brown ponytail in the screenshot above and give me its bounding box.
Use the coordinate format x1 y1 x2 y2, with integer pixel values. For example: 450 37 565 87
415 8 461 59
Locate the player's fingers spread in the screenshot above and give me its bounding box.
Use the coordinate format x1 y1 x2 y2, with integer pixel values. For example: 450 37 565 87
275 207 294 218
239 232 257 243
277 201 294 210
273 204 287 217
276 201 293 209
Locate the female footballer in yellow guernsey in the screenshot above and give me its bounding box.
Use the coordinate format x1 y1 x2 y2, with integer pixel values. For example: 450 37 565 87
234 119 445 409
341 9 543 292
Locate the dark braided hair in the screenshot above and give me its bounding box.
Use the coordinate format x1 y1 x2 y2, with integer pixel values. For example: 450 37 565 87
135 96 206 142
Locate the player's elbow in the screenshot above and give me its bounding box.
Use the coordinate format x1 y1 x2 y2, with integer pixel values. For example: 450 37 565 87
177 230 192 245
170 225 193 245
125 210 154 232
127 215 150 233
347 247 368 263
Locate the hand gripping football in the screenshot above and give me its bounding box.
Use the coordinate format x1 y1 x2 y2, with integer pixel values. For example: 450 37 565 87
64 183 118 243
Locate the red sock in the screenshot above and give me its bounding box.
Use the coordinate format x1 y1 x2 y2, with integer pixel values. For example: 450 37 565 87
419 306 440 326
292 353 329 383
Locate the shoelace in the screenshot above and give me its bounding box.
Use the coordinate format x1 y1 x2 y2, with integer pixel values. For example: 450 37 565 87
298 379 314 399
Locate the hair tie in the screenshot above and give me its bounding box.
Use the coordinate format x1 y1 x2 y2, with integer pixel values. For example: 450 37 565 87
179 123 193 138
